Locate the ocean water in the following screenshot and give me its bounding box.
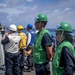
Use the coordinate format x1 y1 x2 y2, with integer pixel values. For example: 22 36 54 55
23 28 75 36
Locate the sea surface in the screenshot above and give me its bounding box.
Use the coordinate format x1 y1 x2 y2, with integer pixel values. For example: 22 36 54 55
23 28 75 35
6 28 75 36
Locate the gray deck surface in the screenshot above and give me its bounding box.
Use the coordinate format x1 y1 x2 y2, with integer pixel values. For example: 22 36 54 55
0 62 75 75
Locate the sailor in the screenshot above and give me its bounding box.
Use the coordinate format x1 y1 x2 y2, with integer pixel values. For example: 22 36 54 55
17 25 27 74
33 14 52 75
52 22 75 75
1 24 21 75
25 24 35 71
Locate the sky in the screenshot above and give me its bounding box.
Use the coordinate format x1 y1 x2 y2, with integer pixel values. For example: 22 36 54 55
0 0 75 29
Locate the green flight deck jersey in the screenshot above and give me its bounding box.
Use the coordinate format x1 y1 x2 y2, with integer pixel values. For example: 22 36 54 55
52 40 75 75
33 29 50 64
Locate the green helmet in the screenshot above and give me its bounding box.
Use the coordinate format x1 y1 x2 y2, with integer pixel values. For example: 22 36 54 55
35 14 48 23
56 22 72 33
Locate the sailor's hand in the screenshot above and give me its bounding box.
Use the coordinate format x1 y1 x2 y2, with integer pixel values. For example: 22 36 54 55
24 50 32 57
24 51 28 57
4 33 8 37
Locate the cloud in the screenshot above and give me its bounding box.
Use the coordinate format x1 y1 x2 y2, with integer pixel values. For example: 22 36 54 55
26 0 34 2
0 3 30 22
47 7 75 28
59 0 75 7
0 3 7 8
0 7 24 21
0 0 75 28
63 8 71 12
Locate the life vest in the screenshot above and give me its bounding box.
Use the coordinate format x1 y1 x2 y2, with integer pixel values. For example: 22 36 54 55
52 40 75 75
19 32 27 49
28 30 35 45
33 29 50 64
5 33 21 53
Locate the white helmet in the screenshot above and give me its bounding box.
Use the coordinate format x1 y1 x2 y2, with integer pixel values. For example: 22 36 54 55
9 24 17 31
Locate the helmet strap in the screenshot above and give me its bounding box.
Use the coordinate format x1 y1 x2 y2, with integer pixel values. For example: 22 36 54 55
59 31 64 42
38 22 41 30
